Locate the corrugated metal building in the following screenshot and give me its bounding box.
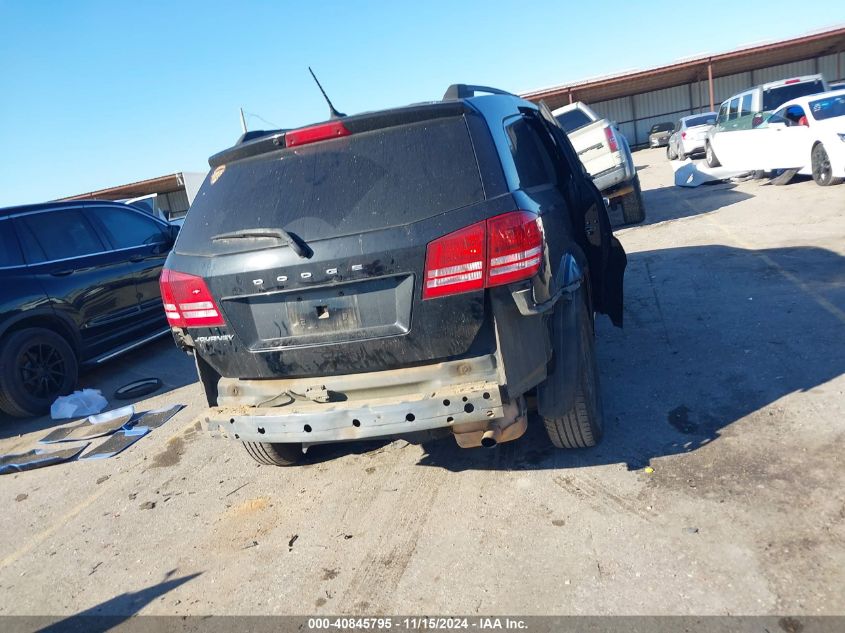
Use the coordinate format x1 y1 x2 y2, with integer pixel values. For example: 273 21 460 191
521 26 845 148
59 171 207 223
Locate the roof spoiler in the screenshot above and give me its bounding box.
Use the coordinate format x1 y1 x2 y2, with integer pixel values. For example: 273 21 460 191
443 84 515 100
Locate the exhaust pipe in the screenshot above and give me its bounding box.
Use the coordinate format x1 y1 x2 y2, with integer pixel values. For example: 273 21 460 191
480 397 527 448
452 396 528 449
481 427 500 448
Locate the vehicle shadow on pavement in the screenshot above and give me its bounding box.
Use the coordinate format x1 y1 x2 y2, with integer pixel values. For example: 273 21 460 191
302 438 394 464
418 244 845 472
0 338 196 440
34 571 201 629
632 182 754 227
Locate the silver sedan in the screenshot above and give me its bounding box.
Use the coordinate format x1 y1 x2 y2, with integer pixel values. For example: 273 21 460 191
667 112 717 160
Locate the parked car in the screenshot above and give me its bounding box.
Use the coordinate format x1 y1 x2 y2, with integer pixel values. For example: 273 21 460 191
704 89 845 186
648 122 675 148
0 200 177 417
552 102 644 225
667 112 717 160
125 194 187 228
162 84 627 466
705 75 829 167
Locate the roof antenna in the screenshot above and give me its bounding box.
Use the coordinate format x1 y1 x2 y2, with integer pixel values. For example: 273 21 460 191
308 67 346 118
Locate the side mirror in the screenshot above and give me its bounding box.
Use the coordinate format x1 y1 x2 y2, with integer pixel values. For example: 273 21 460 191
752 113 764 128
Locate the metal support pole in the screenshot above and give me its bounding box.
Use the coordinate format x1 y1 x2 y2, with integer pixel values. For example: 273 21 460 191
698 77 703 113
688 82 695 116
708 60 715 112
630 95 638 147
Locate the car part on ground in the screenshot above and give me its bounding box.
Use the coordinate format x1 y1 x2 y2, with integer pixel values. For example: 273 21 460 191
114 378 163 400
671 160 750 187
134 404 183 429
769 168 800 186
39 407 134 443
49 388 108 420
166 84 626 465
80 426 150 460
0 444 89 475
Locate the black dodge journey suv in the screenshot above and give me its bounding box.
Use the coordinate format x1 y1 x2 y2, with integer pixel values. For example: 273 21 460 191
161 84 626 465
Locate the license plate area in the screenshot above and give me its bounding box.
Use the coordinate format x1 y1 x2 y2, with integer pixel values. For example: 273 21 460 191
235 274 414 349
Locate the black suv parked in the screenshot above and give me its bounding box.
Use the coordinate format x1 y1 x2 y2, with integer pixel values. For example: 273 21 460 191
0 200 177 417
162 85 626 465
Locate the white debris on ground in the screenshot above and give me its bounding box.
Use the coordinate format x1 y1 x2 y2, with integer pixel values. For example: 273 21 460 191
671 158 749 187
49 388 108 419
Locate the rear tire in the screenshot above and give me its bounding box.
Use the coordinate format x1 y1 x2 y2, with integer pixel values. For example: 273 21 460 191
811 143 843 186
619 175 646 225
242 441 302 466
0 327 78 418
543 297 604 449
677 143 686 161
705 142 721 168
666 145 677 160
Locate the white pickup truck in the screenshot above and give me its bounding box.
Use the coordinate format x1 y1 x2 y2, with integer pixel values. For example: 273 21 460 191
553 102 644 224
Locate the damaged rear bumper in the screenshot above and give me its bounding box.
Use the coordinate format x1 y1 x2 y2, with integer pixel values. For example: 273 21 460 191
203 355 526 447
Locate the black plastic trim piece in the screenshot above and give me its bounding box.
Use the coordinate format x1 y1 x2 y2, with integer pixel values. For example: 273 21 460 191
114 378 163 400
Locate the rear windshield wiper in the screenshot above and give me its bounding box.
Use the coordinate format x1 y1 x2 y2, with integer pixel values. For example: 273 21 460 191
211 228 312 259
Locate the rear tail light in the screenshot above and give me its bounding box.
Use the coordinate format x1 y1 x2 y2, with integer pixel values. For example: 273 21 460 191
681 131 687 139
785 78 800 85
604 126 619 152
159 269 225 328
486 211 543 286
423 211 543 300
285 121 350 148
423 222 485 299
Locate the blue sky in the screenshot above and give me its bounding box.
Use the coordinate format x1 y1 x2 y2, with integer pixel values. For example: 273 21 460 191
0 1 842 206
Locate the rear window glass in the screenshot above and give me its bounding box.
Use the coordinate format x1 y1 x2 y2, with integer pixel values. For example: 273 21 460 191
685 115 716 127
504 116 558 189
87 206 166 249
177 117 483 255
650 123 674 133
555 109 593 133
0 220 24 267
809 94 845 121
763 81 826 111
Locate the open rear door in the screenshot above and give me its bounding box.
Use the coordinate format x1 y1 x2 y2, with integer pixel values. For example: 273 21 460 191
536 101 626 327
